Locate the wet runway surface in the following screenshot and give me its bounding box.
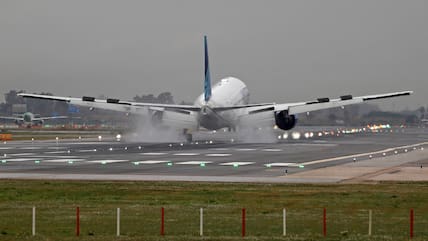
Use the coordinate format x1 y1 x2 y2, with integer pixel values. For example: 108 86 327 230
0 127 427 182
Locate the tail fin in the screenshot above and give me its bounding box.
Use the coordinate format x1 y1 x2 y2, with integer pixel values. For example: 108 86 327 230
204 35 212 102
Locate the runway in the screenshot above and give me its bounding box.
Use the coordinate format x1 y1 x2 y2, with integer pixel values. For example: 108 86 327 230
0 127 427 183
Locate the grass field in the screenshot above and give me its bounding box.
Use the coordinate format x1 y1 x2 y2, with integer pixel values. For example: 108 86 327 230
0 180 427 240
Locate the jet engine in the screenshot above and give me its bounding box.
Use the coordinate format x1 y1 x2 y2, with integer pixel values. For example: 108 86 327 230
274 111 297 130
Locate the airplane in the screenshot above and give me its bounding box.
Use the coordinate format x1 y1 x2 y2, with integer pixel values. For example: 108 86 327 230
0 112 68 128
18 36 413 142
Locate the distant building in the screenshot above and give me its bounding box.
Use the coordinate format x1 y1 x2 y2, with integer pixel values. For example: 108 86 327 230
12 104 26 114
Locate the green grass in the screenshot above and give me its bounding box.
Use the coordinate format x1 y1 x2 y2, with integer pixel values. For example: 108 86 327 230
0 180 427 240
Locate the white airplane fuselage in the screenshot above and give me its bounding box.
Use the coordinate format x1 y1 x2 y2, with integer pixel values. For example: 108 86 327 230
194 77 249 130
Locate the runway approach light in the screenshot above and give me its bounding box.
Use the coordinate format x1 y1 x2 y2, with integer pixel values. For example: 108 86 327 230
283 133 288 139
138 146 142 150
422 147 425 150
116 134 122 141
394 150 398 154
98 135 102 141
109 147 113 151
277 135 282 140
230 139 234 143
291 132 301 140
31 138 34 142
304 132 310 139
124 147 128 150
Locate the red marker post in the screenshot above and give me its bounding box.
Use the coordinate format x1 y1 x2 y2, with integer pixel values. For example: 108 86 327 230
410 209 414 239
76 206 80 236
242 208 246 237
323 208 326 237
161 207 165 236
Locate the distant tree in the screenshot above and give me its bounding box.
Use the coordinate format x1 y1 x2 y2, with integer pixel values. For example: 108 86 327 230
157 92 174 104
133 92 175 104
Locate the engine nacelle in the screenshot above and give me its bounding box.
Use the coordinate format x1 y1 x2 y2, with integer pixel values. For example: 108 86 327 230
275 111 297 130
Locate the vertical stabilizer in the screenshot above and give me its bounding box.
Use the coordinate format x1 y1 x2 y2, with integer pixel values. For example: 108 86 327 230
204 36 212 102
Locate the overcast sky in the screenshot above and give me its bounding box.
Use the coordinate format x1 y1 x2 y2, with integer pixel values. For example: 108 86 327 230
1 0 426 110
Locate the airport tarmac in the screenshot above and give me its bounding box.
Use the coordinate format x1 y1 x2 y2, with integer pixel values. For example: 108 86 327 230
0 127 427 183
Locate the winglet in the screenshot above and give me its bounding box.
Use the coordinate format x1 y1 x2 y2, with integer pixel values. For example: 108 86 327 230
204 35 212 102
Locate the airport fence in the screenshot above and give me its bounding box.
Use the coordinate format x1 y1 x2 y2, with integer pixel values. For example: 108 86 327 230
1 205 428 239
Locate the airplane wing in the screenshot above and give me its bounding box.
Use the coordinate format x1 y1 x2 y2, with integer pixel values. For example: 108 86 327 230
223 90 413 128
18 93 201 130
0 116 22 121
276 91 413 115
33 116 69 121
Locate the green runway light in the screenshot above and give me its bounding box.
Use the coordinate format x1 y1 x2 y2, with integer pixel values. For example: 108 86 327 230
233 164 239 168
200 163 206 167
299 165 305 168
1 160 6 163
133 162 140 165
266 164 272 168
68 161 74 164
34 160 40 164
101 161 107 165
167 162 173 166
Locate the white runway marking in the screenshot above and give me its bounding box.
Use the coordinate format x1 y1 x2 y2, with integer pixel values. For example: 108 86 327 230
220 162 255 166
140 152 168 155
77 149 97 153
0 147 13 150
135 160 170 164
42 159 86 163
9 153 37 156
261 149 282 152
34 156 80 158
205 153 232 157
89 160 129 164
265 163 298 167
19 147 42 150
173 153 200 156
45 151 68 154
1 158 39 162
177 161 212 165
234 148 256 151
47 147 67 149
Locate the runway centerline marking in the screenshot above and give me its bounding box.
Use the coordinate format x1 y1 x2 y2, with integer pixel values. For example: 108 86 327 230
77 149 97 153
44 151 68 154
220 162 255 166
19 147 42 150
9 153 37 156
265 163 299 167
177 161 212 165
1 158 39 162
205 153 232 157
261 149 282 152
173 153 200 156
42 159 86 163
140 152 168 156
135 160 170 164
89 160 129 164
234 148 257 151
